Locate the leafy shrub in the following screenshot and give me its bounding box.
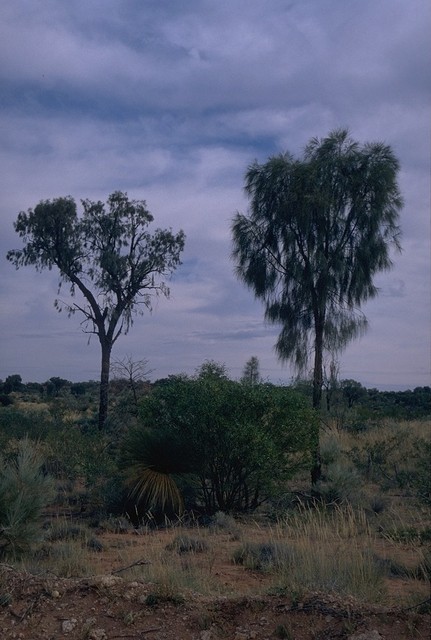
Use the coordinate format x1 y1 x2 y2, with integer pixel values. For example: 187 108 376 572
0 439 54 556
123 374 315 515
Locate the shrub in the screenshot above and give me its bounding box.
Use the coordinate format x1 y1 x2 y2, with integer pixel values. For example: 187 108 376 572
209 511 241 539
165 535 209 554
0 439 54 556
123 374 315 515
317 431 362 504
232 541 293 571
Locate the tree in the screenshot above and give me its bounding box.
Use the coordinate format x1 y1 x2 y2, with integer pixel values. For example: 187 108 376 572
3 374 23 394
341 379 367 409
232 129 402 482
45 376 70 398
7 191 185 430
241 356 261 385
111 354 153 410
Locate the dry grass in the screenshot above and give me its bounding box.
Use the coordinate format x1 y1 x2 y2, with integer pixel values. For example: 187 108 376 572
7 503 430 608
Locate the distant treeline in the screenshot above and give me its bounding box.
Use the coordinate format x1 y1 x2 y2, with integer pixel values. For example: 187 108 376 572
0 373 429 419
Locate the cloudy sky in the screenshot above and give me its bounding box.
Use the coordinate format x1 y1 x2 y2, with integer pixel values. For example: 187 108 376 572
1 0 429 389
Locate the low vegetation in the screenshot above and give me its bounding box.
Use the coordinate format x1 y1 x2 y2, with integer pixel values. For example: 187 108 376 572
0 366 429 614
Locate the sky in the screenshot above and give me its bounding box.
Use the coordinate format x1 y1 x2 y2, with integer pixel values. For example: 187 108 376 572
0 0 430 390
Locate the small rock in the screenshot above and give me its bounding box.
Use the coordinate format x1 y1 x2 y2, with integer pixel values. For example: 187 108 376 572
91 574 123 587
61 618 77 633
88 629 107 640
348 631 382 640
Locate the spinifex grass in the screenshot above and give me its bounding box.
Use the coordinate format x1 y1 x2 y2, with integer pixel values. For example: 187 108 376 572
19 539 96 578
112 525 225 597
267 503 386 602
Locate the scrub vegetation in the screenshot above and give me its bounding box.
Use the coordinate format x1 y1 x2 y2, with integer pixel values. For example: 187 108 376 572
0 368 429 637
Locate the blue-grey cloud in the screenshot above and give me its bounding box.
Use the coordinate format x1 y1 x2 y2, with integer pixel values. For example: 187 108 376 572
0 0 429 390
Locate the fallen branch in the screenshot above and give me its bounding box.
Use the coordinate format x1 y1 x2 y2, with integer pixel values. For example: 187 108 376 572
111 558 151 574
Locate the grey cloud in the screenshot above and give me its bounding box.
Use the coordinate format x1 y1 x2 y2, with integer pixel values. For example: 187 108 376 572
0 0 429 389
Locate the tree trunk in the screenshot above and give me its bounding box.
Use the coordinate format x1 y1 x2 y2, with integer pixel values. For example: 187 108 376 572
98 340 112 431
311 324 324 485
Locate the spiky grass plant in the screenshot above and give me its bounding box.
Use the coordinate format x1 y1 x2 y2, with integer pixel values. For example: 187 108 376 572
130 468 184 515
273 538 385 602
0 438 54 556
120 428 191 516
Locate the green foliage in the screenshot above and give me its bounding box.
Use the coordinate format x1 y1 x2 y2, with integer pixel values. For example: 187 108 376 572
317 432 362 504
45 376 70 398
3 375 23 394
362 386 431 419
274 623 294 639
349 424 430 502
122 372 315 515
0 407 52 453
0 439 54 556
232 129 402 412
341 379 367 408
384 526 431 546
45 423 119 512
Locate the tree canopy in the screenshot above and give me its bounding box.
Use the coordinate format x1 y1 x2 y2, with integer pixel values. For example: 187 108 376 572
7 191 185 429
232 129 402 409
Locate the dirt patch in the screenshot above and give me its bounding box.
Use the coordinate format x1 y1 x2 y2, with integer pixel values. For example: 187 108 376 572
1 520 430 639
1 564 429 639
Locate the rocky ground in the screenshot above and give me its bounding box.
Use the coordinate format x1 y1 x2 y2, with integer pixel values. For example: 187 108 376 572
1 565 430 640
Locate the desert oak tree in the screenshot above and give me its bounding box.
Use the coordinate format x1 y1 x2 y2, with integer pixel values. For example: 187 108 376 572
232 129 402 482
7 191 185 430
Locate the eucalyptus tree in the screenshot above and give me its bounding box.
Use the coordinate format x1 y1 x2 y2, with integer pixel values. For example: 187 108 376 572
7 191 185 430
232 129 402 482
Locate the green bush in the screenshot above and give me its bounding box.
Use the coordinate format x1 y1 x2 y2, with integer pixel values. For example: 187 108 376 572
122 372 316 515
0 407 52 448
0 439 54 556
